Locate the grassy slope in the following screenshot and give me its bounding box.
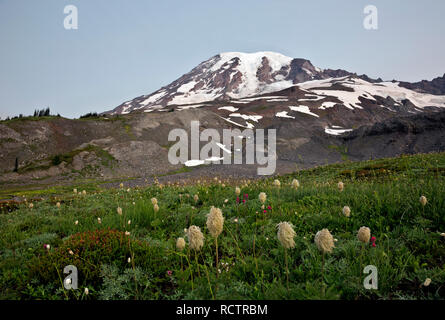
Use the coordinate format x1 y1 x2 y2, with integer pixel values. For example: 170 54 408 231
0 152 444 300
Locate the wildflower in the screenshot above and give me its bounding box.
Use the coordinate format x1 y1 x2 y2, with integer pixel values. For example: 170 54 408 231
234 218 238 223
68 250 74 255
342 206 351 217
235 187 241 196
126 188 130 192
259 192 267 204
267 205 272 210
277 222 296 249
153 204 159 212
423 278 432 287
127 257 131 263
120 183 124 188
84 288 89 295
97 217 102 224
75 220 79 225
207 207 224 238
176 237 186 251
224 199 228 203
117 207 122 215
194 194 199 203
441 233 445 237
151 197 158 205
357 226 371 243
236 197 240 203
242 199 246 203
263 210 267 214
420 196 427 206
244 194 248 199
338 181 344 192
314 229 335 253
56 202 61 208
125 231 130 236
29 203 34 209
43 244 51 251
273 179 281 188
291 179 300 189
82 190 86 195
167 270 173 276
187 225 204 251
73 188 77 194
127 220 131 225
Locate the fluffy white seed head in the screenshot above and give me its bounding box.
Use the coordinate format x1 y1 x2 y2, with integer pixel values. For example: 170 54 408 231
187 225 204 251
291 179 300 189
117 207 122 215
277 222 296 249
420 196 427 206
235 187 241 196
259 192 267 204
338 181 344 192
207 206 224 238
342 206 351 217
176 237 186 251
314 229 335 254
56 202 61 208
273 179 281 188
357 226 371 243
423 278 431 286
151 197 158 206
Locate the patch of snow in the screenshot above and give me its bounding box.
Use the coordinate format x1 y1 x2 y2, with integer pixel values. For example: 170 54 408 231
276 111 295 119
185 159 205 167
229 113 262 122
289 105 319 118
218 106 239 112
177 81 197 93
324 127 353 136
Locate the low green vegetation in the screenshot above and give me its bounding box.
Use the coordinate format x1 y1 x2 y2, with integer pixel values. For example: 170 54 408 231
0 152 444 300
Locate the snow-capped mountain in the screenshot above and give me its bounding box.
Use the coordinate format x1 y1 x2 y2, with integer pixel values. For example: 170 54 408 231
109 51 354 114
108 51 445 118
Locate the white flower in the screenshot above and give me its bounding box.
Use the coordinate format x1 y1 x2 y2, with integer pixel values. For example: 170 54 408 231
127 257 131 263
68 250 74 255
125 231 130 236
75 220 79 225
84 287 89 295
423 278 432 286
97 217 102 224
127 220 131 225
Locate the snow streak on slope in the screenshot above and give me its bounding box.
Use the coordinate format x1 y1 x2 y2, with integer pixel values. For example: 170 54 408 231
299 77 445 109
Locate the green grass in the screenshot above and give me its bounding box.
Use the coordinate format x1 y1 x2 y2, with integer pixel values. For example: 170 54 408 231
0 152 444 300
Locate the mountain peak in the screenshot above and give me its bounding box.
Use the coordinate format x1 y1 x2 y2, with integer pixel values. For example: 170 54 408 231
109 52 326 114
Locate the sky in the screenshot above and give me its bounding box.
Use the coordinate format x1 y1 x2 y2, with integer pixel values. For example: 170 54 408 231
0 0 444 119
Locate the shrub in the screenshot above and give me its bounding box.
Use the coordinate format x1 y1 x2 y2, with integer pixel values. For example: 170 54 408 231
27 229 156 294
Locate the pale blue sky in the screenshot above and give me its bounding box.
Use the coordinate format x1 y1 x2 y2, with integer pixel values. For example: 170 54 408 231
0 0 444 119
